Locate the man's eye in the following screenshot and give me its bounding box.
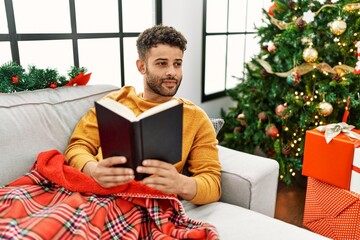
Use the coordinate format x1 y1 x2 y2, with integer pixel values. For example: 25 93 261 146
157 62 166 66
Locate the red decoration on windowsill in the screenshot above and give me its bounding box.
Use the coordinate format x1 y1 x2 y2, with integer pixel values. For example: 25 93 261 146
12 76 19 83
65 72 92 86
49 82 58 89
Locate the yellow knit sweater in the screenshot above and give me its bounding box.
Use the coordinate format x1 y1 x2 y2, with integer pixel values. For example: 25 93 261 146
65 86 221 204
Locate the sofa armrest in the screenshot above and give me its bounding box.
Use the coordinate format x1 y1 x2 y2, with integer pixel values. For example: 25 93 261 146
218 145 279 217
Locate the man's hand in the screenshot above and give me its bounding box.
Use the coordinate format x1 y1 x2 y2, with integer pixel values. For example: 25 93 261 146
82 156 134 188
136 160 196 201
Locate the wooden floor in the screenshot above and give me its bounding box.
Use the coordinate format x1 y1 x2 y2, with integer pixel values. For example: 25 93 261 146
274 177 307 228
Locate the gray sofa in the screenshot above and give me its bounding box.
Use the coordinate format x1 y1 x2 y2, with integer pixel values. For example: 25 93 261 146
0 84 328 239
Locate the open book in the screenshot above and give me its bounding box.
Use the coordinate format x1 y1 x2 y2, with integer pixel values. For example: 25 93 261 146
95 98 183 180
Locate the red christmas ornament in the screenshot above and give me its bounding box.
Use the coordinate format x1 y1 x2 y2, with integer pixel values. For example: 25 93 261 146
258 111 267 122
268 3 278 17
12 76 19 83
233 127 241 133
267 42 276 53
49 82 58 89
287 1 295 10
265 124 279 139
236 113 247 126
275 104 289 119
268 149 276 158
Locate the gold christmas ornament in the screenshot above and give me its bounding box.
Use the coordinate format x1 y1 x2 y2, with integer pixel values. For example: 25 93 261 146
343 3 360 12
303 47 318 63
330 19 347 35
318 101 333 117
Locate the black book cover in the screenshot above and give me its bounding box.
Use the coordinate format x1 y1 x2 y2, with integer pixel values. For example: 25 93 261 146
95 99 183 180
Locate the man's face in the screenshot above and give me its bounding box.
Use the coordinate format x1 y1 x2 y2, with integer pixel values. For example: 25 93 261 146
142 44 183 98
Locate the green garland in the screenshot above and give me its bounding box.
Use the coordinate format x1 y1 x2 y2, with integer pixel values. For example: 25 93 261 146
0 61 88 93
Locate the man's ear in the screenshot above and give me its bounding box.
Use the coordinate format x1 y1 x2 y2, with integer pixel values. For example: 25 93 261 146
136 59 146 75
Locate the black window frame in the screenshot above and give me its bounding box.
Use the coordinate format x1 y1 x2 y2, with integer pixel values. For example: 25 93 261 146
201 0 259 102
1 0 162 87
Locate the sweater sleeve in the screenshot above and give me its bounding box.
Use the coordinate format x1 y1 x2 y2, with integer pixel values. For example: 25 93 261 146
182 104 222 205
65 107 102 171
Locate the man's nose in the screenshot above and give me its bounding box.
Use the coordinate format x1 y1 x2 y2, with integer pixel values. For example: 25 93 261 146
166 65 176 76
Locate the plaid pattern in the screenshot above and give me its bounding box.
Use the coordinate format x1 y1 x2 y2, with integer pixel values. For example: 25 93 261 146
0 150 219 239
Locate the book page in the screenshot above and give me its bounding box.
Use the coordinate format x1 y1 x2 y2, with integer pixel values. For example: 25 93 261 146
97 98 137 121
137 99 179 120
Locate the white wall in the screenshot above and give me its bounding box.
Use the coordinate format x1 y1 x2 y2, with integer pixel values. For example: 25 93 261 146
162 0 234 118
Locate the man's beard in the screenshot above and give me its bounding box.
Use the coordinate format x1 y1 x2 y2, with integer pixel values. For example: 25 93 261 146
145 72 182 97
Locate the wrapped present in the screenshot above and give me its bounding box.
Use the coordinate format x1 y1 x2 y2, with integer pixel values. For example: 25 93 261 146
302 123 360 193
303 177 360 240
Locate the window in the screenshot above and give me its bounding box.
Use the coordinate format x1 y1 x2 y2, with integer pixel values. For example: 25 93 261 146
0 0 162 89
202 0 271 101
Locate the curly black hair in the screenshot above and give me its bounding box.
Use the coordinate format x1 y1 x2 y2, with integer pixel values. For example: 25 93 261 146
136 24 187 60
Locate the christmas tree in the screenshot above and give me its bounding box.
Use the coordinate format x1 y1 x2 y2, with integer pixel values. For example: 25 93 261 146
219 0 360 185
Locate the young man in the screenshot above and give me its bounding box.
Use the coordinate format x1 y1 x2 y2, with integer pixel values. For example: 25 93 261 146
65 25 221 205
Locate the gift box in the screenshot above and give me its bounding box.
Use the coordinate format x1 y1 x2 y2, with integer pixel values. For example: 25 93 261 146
302 124 360 194
303 177 360 240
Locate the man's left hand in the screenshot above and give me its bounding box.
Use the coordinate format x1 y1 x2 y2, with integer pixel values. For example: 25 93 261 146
136 160 196 201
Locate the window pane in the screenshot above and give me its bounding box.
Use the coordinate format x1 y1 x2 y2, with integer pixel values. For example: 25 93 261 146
0 42 12 63
203 0 275 100
228 0 247 32
0 1 7 33
123 37 143 93
122 0 155 32
19 40 73 76
76 0 118 33
245 34 260 63
206 0 228 33
204 35 226 95
78 38 121 86
13 0 71 33
226 35 245 89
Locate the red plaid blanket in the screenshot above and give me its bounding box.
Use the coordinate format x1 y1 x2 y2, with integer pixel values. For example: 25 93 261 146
0 150 219 239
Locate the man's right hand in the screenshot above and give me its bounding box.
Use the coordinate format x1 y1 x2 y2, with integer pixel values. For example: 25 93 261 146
82 156 134 188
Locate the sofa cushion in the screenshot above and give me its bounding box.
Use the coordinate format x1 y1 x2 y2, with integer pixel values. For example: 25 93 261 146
183 201 329 240
0 85 118 186
210 118 224 135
